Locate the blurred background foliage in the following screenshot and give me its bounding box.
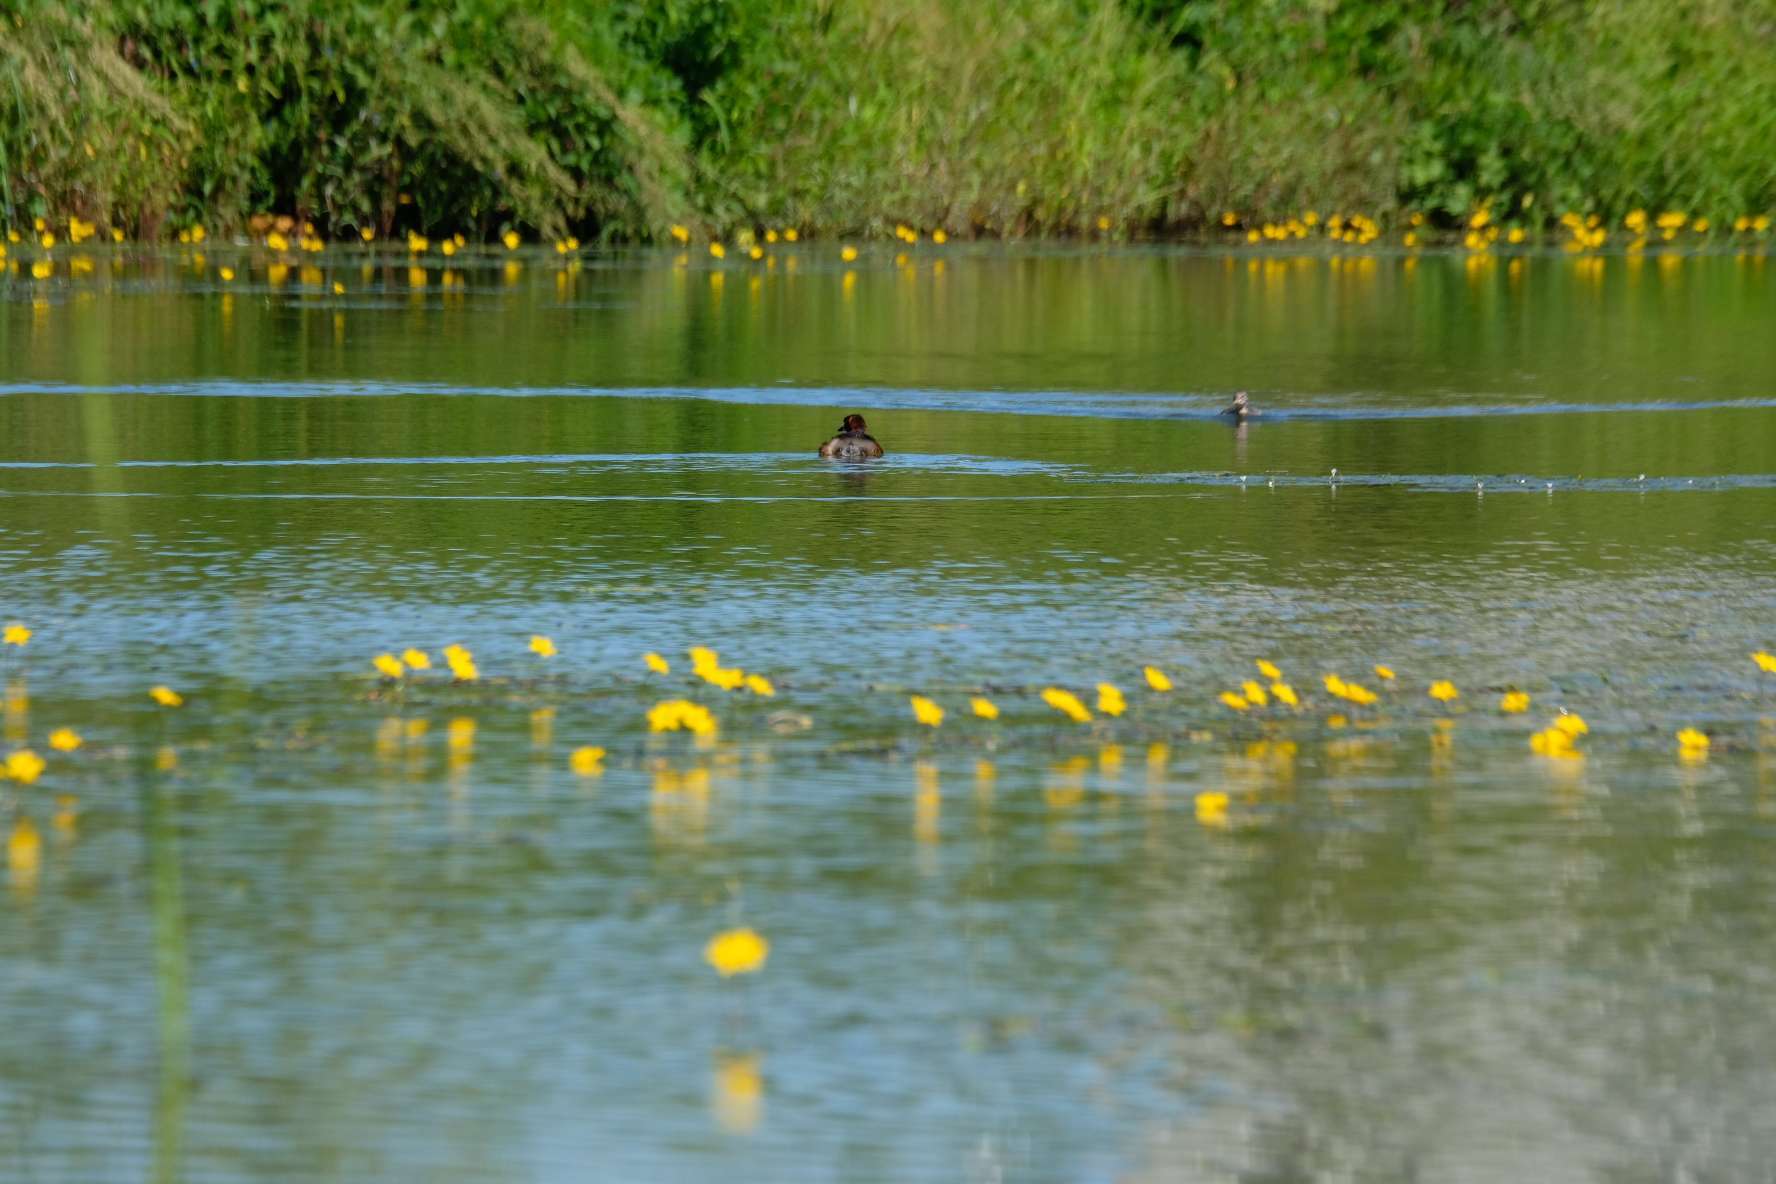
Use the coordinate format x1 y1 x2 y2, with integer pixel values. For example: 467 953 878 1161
1 0 1771 240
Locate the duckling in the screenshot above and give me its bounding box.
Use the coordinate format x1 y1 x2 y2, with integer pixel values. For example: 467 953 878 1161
1220 390 1253 420
818 414 884 460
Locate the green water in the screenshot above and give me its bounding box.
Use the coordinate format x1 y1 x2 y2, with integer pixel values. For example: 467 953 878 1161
3 243 1776 1182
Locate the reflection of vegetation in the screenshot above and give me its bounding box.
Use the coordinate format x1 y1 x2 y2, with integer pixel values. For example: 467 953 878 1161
145 768 191 1184
1 0 1772 238
0 253 1774 589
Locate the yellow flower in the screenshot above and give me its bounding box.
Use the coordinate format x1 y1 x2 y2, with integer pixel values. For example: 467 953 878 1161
1655 211 1686 230
1428 680 1459 703
2 624 29 646
1403 231 1418 248
1373 664 1395 681
8 818 41 874
1500 691 1531 714
31 260 52 280
689 646 719 670
1343 683 1377 706
111 227 125 242
407 232 428 253
1676 727 1709 752
709 242 726 259
910 695 944 727
1041 687 1092 723
218 266 235 282
1530 727 1575 757
1194 791 1229 827
1553 713 1588 737
267 231 290 252
1256 659 1281 680
6 749 46 784
1322 674 1347 697
1096 683 1126 717
1097 216 1112 231
932 229 948 244
1469 208 1491 229
840 245 858 262
401 648 431 670
748 245 764 260
529 635 557 658
149 685 184 707
1507 227 1526 244
47 728 80 752
1624 209 1647 232
1218 691 1249 711
1245 229 1260 244
1271 682 1299 707
1240 680 1269 707
446 647 479 681
705 927 769 977
569 746 606 775
1143 665 1172 692
970 696 999 720
39 231 56 248
372 653 406 679
360 227 375 242
783 228 798 242
744 674 775 697
1221 211 1239 226
1752 651 1776 673
700 665 745 691
669 224 689 243
644 652 670 675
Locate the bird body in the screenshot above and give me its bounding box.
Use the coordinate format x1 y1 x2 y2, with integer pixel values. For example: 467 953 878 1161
819 414 884 459
1221 390 1253 420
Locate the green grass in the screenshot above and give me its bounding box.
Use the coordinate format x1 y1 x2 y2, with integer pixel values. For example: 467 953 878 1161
1 0 1772 241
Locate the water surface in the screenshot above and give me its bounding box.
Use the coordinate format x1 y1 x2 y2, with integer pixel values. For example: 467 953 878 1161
3 244 1775 1182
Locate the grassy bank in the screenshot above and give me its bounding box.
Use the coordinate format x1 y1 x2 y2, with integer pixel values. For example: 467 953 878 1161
1 0 1773 243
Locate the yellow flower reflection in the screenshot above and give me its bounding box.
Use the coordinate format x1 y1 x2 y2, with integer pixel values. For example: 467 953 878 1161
569 746 606 776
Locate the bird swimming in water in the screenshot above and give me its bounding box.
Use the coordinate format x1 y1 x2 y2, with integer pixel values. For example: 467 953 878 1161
1221 390 1253 420
818 414 884 460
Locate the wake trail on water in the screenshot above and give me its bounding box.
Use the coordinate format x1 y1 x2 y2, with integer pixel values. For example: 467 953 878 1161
3 380 1775 423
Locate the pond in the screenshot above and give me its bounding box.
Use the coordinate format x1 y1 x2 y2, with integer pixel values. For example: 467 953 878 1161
3 242 1775 1181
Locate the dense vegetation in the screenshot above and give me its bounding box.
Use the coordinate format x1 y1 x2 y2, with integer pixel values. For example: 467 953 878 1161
2 0 1772 241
